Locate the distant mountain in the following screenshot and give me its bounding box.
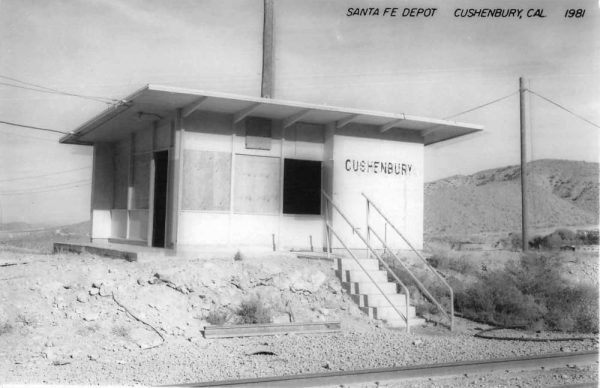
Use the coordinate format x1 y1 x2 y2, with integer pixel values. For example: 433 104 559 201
0 222 38 232
425 159 599 237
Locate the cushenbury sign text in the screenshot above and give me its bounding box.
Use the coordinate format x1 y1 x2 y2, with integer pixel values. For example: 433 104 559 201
344 158 414 176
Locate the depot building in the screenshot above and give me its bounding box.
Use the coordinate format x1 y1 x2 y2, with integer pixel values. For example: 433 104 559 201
60 85 482 252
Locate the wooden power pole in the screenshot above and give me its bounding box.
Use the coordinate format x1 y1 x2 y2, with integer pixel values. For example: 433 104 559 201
261 0 274 98
520 77 529 251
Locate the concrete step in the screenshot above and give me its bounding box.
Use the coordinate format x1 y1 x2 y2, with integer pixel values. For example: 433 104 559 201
336 258 380 272
360 305 416 320
385 317 427 328
342 281 397 295
335 269 388 283
351 293 409 308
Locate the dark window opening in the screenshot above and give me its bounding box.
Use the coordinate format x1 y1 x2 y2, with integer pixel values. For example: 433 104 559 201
283 159 321 215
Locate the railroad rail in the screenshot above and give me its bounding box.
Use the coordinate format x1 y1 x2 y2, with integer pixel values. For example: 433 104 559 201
170 350 598 387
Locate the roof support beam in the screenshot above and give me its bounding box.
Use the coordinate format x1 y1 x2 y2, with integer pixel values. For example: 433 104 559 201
335 114 359 129
233 102 262 124
283 109 311 128
181 96 208 118
379 117 406 133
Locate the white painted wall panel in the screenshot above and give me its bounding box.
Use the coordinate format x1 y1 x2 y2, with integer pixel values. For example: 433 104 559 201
331 129 424 250
184 111 232 152
91 210 111 239
178 211 230 245
230 214 279 246
111 209 128 239
129 210 148 241
280 215 324 250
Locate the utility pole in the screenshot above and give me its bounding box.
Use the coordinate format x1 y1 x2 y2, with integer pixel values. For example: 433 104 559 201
261 0 274 98
519 77 529 251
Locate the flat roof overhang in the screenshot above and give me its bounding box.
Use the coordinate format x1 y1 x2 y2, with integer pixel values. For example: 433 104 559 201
59 84 483 146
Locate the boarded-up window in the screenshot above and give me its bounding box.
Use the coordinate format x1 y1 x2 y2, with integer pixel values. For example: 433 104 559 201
132 154 150 209
234 155 280 214
113 142 129 209
182 150 231 211
245 117 272 150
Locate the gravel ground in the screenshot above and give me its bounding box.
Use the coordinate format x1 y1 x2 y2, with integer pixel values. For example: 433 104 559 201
1 316 597 385
0 249 597 385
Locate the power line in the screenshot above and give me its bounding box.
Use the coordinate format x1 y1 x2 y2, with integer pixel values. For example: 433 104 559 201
0 179 91 195
0 183 91 196
443 91 518 120
0 120 69 135
0 166 91 183
0 82 114 105
527 89 600 129
0 75 119 104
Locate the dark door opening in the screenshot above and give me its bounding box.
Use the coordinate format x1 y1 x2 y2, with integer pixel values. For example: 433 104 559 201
152 151 168 247
283 158 321 215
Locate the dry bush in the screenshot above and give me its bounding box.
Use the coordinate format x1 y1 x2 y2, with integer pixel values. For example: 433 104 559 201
236 297 271 324
455 253 598 333
393 250 598 333
0 321 13 336
205 308 228 325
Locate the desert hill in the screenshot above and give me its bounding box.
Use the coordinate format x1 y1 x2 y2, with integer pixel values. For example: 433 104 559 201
425 159 599 237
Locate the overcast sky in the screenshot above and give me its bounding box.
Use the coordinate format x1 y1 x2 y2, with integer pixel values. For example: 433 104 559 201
0 0 598 225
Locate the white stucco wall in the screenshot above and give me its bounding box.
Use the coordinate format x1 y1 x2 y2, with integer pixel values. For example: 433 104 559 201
330 126 424 250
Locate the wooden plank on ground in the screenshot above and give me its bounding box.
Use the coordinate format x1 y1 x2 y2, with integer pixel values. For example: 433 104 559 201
203 321 341 339
53 242 137 262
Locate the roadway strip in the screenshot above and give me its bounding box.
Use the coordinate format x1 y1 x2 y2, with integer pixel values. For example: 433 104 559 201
171 351 598 388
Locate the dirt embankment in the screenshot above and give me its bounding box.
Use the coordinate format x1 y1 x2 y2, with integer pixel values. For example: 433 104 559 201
0 248 598 385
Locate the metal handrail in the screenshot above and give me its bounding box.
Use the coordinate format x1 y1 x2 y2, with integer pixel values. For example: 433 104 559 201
322 190 411 332
362 192 455 331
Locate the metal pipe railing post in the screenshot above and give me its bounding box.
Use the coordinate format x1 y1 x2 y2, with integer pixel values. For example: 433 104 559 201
324 193 331 259
365 199 370 260
328 222 410 332
361 192 455 331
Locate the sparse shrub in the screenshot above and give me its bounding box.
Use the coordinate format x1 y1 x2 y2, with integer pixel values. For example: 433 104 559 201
206 308 228 325
453 252 598 333
236 297 271 324
0 321 13 335
454 270 545 327
15 313 37 327
111 325 130 339
233 250 244 261
545 285 599 332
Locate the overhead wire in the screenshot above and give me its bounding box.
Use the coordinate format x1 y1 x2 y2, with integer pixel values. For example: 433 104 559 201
0 166 91 183
443 91 518 120
0 75 119 105
527 88 600 129
0 120 69 135
0 179 91 195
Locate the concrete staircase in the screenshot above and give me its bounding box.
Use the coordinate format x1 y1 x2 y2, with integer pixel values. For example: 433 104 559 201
335 256 425 328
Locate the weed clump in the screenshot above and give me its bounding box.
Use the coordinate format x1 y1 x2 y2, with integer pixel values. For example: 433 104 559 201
206 308 228 325
236 297 271 324
454 253 598 332
0 321 13 336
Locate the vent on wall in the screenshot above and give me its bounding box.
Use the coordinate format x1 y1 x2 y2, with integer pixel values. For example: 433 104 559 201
245 117 272 150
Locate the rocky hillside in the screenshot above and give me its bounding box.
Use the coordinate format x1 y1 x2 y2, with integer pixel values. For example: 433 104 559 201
425 159 599 237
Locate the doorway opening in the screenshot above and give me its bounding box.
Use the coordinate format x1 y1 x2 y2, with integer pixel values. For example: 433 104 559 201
152 151 168 247
283 158 321 215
